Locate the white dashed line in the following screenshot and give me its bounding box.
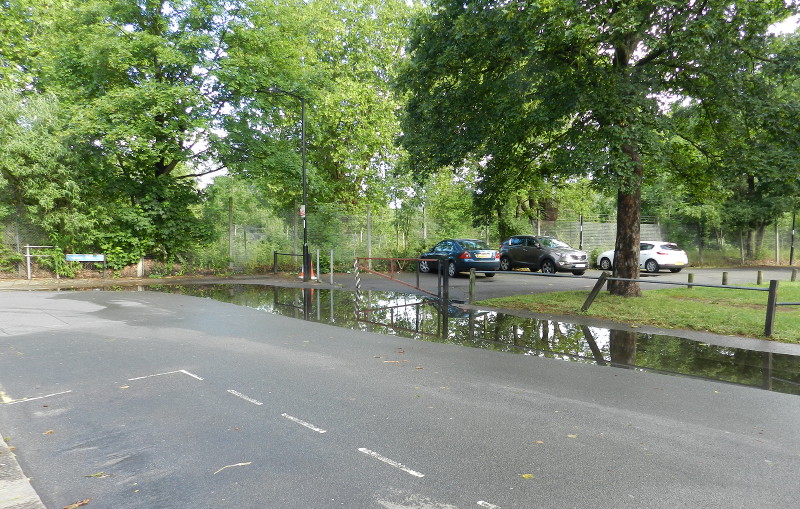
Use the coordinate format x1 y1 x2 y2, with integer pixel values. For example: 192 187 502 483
3 390 73 405
478 501 501 509
179 369 204 380
128 369 204 381
357 448 424 478
227 390 263 405
281 413 327 433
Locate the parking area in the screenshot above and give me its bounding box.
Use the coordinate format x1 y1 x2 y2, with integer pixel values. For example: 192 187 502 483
338 266 800 302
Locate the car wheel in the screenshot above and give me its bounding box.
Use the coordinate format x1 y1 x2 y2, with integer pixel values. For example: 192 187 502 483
485 272 495 278
645 259 659 273
572 270 585 276
448 261 457 278
599 257 612 271
541 259 556 274
499 257 511 271
419 260 430 273
669 268 682 273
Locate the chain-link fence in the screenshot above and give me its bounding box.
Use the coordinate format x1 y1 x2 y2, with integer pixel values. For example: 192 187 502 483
224 207 799 273
4 208 798 279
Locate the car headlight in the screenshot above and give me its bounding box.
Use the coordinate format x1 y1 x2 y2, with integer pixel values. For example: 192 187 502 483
554 251 567 261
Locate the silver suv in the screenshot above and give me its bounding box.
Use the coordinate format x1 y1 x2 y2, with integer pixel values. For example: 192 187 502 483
499 235 588 275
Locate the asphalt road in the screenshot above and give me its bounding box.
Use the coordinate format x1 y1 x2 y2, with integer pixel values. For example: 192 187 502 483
1 287 800 508
338 266 800 302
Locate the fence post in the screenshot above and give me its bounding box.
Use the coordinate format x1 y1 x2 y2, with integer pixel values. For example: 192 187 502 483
687 272 694 289
330 249 334 285
765 280 779 337
581 272 609 312
26 245 32 280
273 251 278 273
757 270 763 285
791 269 797 282
469 269 476 304
722 272 729 285
442 261 449 302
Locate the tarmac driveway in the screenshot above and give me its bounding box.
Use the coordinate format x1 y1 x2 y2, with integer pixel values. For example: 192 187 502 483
1 287 800 508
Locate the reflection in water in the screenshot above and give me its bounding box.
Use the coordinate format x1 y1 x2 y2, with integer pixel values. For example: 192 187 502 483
145 284 800 396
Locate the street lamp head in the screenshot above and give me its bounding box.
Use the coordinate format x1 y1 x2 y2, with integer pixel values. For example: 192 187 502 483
267 86 284 94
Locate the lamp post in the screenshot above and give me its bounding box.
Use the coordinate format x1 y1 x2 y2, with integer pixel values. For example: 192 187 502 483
268 86 310 282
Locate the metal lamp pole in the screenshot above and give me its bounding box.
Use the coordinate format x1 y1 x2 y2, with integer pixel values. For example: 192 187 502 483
268 87 310 282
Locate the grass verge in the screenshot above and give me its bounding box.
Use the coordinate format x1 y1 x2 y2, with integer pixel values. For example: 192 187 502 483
478 281 800 343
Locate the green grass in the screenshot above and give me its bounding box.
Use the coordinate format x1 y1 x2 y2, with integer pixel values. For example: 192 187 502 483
478 281 800 342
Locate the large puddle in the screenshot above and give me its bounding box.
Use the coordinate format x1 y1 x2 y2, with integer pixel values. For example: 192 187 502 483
141 283 800 396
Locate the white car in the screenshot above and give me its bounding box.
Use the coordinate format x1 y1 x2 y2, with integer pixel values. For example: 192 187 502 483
596 241 689 273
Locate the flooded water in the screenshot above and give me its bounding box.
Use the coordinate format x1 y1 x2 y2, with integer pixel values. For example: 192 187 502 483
142 283 800 396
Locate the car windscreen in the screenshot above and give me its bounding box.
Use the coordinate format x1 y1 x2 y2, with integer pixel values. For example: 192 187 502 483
539 237 570 249
459 240 491 250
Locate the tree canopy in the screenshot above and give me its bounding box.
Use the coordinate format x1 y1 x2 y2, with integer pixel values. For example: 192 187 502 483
398 0 800 295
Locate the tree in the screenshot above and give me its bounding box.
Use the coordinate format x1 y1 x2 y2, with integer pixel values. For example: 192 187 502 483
2 0 234 264
0 90 92 246
218 0 416 210
397 0 799 296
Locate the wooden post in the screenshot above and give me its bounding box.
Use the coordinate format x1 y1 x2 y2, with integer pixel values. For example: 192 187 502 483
722 272 729 285
757 270 763 285
469 269 476 304
687 272 694 289
582 272 609 312
765 280 779 337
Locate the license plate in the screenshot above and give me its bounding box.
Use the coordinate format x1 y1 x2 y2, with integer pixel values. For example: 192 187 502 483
573 263 586 268
675 262 685 266
475 253 491 259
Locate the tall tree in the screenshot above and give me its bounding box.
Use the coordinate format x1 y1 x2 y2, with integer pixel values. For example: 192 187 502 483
3 0 235 263
219 0 415 210
397 0 799 296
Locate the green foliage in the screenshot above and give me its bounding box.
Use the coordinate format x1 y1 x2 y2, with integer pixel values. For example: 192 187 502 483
35 247 82 278
397 0 800 292
0 244 23 272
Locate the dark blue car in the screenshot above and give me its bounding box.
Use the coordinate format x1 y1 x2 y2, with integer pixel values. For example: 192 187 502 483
418 238 500 277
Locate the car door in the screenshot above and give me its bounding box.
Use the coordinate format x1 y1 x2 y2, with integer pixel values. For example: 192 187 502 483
638 243 654 267
506 237 526 266
527 236 548 269
434 240 454 268
521 236 543 268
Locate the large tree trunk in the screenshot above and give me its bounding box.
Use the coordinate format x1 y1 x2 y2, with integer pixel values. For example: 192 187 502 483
609 143 642 297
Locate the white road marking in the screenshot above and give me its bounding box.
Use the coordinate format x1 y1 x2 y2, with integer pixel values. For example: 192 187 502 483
281 413 327 433
213 461 252 475
3 390 73 405
128 370 181 381
358 448 425 478
128 369 203 381
478 501 501 509
227 390 263 405
179 369 204 380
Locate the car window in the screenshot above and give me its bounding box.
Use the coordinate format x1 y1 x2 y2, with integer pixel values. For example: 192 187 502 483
538 237 570 249
640 243 654 251
435 241 451 253
510 237 523 246
660 243 681 251
460 240 491 250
